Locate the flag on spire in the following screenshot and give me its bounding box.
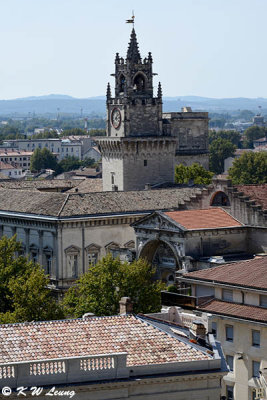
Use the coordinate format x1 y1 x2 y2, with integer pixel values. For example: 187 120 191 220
126 11 135 24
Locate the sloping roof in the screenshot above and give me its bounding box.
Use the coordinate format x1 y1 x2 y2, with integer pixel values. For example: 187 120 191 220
0 179 77 191
0 315 210 365
183 257 267 290
164 208 242 230
0 187 204 217
198 299 267 323
235 184 267 211
67 178 102 193
0 161 14 170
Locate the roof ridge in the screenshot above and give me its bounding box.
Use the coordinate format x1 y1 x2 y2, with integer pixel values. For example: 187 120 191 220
57 193 70 217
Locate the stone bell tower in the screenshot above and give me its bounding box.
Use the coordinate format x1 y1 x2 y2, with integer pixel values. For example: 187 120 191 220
97 28 176 191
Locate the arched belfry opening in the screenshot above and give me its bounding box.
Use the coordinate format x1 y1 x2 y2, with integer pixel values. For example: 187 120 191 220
139 239 180 284
119 74 126 93
133 73 146 92
210 191 230 207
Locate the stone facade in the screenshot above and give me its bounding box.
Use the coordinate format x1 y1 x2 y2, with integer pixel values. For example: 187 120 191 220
97 29 209 192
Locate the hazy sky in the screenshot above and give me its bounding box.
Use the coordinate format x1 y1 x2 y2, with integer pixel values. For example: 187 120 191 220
0 0 267 99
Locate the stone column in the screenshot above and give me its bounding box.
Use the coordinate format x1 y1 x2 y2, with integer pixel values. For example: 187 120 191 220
25 228 30 256
38 230 44 266
11 226 16 237
51 231 58 280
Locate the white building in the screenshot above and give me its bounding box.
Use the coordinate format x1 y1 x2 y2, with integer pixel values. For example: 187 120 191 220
179 257 267 400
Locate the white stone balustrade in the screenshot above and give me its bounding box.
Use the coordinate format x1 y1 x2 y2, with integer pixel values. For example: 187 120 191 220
0 353 128 388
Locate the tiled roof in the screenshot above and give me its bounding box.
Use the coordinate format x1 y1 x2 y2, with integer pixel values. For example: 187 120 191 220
0 179 78 191
67 178 102 193
164 208 242 230
235 184 267 211
0 161 14 170
0 187 204 217
0 150 32 156
0 315 210 365
183 257 267 290
198 299 267 323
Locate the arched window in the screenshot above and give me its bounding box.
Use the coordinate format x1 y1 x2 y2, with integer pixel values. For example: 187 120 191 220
133 73 146 92
210 191 230 207
119 75 126 93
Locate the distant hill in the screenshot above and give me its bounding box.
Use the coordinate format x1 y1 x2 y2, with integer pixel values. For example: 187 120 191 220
0 94 267 116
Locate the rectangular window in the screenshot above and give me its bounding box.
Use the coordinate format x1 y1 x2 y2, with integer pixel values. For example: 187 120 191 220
212 321 217 338
226 385 234 400
260 295 267 308
222 289 233 302
252 330 260 347
252 361 260 378
226 325 234 342
226 355 234 372
144 160 147 166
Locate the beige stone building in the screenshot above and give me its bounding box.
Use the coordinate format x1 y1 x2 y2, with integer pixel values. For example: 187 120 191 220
97 28 209 192
179 257 267 400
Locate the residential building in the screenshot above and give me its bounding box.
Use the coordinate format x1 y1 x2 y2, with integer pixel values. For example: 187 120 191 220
178 257 267 400
0 161 24 178
0 149 32 170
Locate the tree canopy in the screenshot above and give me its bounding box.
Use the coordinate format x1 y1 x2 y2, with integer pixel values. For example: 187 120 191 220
209 138 236 174
228 152 267 184
243 126 267 148
0 236 63 324
209 129 242 148
30 147 58 172
175 163 214 185
63 254 164 317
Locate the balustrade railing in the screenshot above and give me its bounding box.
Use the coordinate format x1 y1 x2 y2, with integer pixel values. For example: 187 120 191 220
0 353 128 388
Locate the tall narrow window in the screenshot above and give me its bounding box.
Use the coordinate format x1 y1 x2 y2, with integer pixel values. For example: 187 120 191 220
252 330 260 347
226 385 234 400
144 160 147 166
226 325 234 342
252 361 260 378
226 355 234 372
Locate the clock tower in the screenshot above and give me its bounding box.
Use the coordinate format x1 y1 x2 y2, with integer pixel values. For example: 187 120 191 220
97 28 177 191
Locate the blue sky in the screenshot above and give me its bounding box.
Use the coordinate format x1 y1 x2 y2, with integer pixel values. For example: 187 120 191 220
0 0 267 99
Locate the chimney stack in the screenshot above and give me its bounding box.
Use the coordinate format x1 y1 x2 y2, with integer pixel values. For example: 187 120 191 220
119 297 133 315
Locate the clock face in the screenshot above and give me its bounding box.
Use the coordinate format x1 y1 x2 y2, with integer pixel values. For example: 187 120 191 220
111 108 121 129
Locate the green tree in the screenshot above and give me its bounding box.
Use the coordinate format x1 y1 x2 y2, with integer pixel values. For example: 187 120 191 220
243 126 267 148
209 130 241 147
228 152 267 184
30 147 59 172
0 236 63 323
175 163 214 185
63 254 164 317
209 138 236 174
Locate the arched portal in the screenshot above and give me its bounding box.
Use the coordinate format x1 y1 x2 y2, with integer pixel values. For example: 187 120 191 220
210 191 230 207
139 239 180 285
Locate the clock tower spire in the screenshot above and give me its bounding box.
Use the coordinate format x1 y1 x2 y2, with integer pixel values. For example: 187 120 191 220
97 28 176 191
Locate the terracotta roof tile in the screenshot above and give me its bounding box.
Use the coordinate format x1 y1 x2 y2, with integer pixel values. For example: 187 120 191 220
183 257 267 290
235 184 267 211
198 299 267 323
164 208 242 230
0 315 210 365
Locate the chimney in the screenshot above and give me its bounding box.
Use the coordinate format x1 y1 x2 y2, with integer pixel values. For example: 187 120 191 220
190 320 207 339
119 297 133 315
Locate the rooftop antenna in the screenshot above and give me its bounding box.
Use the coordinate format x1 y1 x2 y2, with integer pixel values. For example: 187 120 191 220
258 105 262 115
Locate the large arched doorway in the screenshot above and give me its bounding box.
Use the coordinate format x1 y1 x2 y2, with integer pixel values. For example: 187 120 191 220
210 191 230 207
139 239 180 285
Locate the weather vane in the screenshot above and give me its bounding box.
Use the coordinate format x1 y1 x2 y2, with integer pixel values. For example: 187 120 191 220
126 11 135 25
